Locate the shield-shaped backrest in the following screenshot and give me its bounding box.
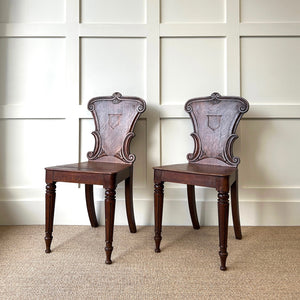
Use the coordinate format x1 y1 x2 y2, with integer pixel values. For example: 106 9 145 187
87 92 146 164
185 92 249 167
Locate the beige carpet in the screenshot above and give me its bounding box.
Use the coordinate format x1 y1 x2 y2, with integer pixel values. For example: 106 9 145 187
0 225 299 299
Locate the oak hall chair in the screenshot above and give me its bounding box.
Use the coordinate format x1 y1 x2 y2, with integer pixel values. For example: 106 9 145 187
153 92 249 270
45 92 146 264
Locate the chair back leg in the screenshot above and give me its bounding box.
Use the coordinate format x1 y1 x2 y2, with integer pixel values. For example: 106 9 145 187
125 168 137 233
187 185 200 229
85 184 99 228
230 179 242 239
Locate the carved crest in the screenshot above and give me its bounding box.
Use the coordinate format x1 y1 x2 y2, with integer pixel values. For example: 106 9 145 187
108 114 122 129
207 115 221 131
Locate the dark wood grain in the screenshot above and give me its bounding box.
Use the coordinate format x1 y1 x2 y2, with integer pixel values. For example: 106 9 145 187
153 92 249 270
44 92 146 264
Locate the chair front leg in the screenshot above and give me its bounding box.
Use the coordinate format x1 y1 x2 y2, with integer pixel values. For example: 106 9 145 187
125 167 137 233
231 178 242 239
85 184 99 228
104 187 116 264
187 185 200 229
45 182 56 253
154 181 164 253
217 191 229 271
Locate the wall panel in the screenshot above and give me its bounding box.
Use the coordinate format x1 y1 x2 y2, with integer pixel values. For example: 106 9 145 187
161 37 225 105
0 38 66 105
241 37 300 104
0 0 65 23
81 0 146 24
80 38 146 106
161 0 225 23
240 0 300 23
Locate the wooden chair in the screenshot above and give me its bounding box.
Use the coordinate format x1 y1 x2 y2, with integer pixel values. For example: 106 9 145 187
153 92 249 270
44 92 146 264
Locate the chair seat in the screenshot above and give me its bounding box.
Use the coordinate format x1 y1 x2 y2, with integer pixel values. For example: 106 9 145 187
153 163 237 177
153 163 237 189
46 161 130 175
45 161 131 185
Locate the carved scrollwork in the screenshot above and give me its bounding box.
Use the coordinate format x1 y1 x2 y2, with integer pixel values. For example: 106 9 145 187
223 134 240 166
239 102 249 113
185 103 193 113
210 92 221 105
112 92 122 104
87 130 106 160
137 101 146 113
187 132 203 162
116 132 136 163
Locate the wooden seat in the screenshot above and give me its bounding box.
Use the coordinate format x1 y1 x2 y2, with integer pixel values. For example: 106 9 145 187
153 92 249 270
45 92 146 264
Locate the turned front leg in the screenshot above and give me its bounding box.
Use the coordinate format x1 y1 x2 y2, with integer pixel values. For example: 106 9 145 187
45 182 56 253
218 191 229 271
154 182 164 253
105 187 116 264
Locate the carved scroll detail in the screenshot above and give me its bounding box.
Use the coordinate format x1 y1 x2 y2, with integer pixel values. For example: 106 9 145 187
87 130 106 160
115 132 136 163
187 133 203 162
223 134 240 166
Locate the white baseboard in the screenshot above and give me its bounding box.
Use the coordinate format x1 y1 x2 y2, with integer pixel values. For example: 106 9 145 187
0 199 299 226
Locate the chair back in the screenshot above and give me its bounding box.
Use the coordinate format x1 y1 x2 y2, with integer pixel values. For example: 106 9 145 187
87 92 146 164
185 92 249 167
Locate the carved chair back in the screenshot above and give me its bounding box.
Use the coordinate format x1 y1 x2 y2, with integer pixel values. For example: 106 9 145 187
185 92 249 167
87 92 146 164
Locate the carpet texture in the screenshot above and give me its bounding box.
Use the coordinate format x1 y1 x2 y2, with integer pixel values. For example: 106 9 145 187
0 225 299 299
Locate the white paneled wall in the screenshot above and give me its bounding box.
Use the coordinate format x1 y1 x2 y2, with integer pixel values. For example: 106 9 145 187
0 0 299 225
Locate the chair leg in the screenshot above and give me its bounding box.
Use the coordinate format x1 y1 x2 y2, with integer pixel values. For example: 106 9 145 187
187 185 200 229
45 182 56 253
85 184 99 228
125 170 137 233
231 179 242 239
217 191 229 271
104 187 116 264
154 182 164 253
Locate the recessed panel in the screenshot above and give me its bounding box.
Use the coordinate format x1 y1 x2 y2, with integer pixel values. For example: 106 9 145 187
81 0 146 23
241 0 300 23
0 0 65 23
0 38 66 105
241 37 300 104
80 119 147 187
239 119 300 188
161 0 225 23
0 119 70 188
81 38 146 106
161 118 194 165
161 38 225 105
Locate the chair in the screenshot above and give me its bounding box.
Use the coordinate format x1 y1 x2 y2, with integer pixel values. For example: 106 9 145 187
44 92 146 264
153 92 249 270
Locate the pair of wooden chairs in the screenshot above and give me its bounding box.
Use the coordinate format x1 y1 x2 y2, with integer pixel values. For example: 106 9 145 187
45 92 249 270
